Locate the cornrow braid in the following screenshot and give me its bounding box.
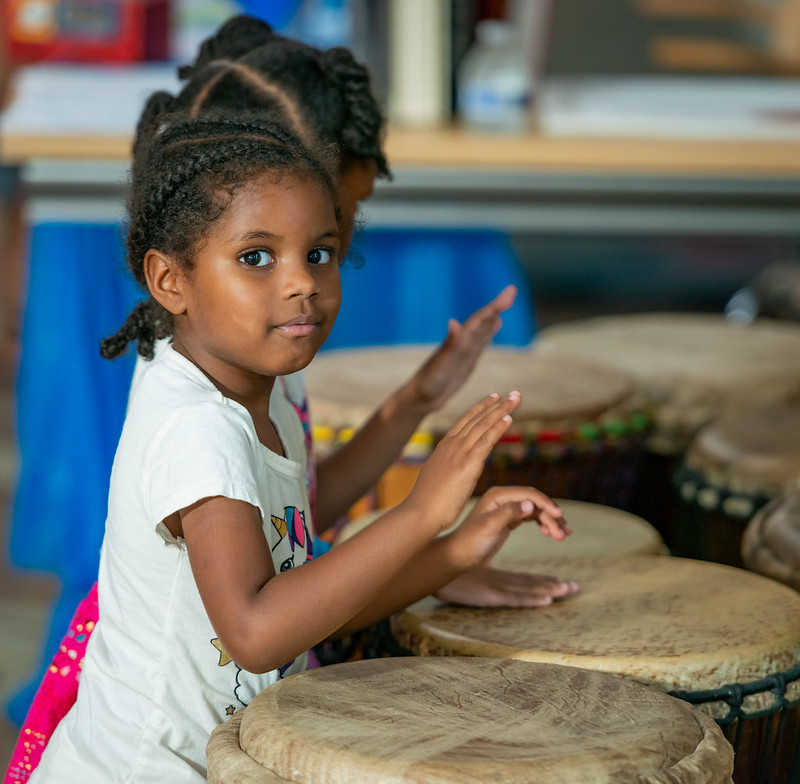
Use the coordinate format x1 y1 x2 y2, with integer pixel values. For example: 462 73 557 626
102 115 335 360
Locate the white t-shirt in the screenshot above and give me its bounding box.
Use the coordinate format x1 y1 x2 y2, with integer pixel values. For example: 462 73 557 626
31 345 313 783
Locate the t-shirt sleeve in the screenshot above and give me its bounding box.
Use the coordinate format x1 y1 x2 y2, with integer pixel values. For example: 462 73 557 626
144 402 264 529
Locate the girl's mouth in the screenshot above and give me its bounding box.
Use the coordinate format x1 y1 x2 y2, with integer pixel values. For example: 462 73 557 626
275 316 318 337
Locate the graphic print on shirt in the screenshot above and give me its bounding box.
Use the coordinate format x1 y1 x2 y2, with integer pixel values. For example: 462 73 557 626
210 635 297 715
271 505 314 571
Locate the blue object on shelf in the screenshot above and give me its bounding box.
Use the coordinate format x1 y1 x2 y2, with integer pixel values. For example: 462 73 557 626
5 222 140 725
323 227 537 351
237 0 305 29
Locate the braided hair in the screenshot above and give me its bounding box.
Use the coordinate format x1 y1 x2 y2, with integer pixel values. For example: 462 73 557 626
101 115 335 361
132 15 390 182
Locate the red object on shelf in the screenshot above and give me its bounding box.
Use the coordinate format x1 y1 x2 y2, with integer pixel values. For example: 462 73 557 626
3 0 170 64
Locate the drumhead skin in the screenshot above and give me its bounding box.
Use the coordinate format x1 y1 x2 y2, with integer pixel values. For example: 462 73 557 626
535 314 800 454
394 556 800 699
305 346 641 434
683 404 800 502
335 498 667 561
742 491 800 592
207 657 733 784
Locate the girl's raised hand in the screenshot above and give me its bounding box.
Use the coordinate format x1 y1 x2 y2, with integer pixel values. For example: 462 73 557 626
403 391 521 533
407 285 517 413
440 485 572 573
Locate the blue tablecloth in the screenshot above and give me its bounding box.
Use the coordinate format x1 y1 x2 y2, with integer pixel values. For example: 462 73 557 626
5 223 535 723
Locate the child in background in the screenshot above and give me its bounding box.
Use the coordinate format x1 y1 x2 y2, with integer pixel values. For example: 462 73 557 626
28 112 568 782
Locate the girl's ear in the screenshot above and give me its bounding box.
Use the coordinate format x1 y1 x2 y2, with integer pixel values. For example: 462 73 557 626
144 249 187 315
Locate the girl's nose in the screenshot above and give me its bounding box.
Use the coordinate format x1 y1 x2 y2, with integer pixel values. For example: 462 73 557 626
280 258 318 298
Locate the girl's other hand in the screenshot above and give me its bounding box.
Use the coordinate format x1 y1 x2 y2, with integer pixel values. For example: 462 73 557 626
434 566 579 608
404 391 521 533
408 285 517 413
442 486 572 572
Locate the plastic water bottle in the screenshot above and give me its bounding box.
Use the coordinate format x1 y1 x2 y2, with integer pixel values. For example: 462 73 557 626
457 20 532 132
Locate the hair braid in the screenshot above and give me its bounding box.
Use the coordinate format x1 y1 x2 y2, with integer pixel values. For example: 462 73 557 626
323 47 390 177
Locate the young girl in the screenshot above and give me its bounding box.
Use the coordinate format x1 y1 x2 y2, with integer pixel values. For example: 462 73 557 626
27 114 566 782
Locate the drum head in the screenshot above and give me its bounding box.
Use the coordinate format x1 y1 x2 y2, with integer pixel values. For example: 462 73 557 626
395 556 800 695
305 347 635 432
685 404 800 497
335 498 667 562
208 657 733 784
535 314 800 453
742 491 800 592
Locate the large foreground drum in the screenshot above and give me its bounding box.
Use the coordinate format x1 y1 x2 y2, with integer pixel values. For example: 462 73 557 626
306 346 651 511
394 556 800 784
336 497 667 562
207 657 734 783
534 314 800 551
675 404 800 567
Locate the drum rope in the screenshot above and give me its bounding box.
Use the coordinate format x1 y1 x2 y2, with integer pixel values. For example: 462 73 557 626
668 661 800 723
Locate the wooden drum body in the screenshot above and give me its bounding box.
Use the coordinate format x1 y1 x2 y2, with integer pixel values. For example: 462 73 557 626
534 314 800 553
394 555 800 784
675 404 800 567
305 346 652 512
207 657 734 783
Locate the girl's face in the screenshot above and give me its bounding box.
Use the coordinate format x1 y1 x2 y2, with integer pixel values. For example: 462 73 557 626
171 172 341 392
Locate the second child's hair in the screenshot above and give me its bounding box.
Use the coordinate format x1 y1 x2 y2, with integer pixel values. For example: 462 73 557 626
100 115 336 361
132 15 390 184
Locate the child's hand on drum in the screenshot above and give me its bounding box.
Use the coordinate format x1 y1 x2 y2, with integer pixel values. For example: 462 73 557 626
404 391 521 533
441 485 571 572
405 285 517 413
434 566 579 608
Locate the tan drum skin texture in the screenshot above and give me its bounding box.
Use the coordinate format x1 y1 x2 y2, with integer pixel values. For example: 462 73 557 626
683 404 800 503
305 346 641 435
742 490 800 592
534 314 800 454
335 497 667 562
394 556 800 699
206 657 734 784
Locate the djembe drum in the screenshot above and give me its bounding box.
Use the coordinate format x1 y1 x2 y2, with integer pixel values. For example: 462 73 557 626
674 404 800 567
305 346 651 513
206 657 734 783
741 491 800 592
534 313 800 553
317 497 665 666
393 555 800 784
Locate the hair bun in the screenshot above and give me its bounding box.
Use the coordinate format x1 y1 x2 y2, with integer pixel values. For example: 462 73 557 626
178 15 278 80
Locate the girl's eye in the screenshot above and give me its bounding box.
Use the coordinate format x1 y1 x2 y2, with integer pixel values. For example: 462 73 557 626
307 248 335 265
240 250 272 267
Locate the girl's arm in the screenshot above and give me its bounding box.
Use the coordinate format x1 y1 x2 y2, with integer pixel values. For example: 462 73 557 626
182 393 519 675
314 285 517 531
